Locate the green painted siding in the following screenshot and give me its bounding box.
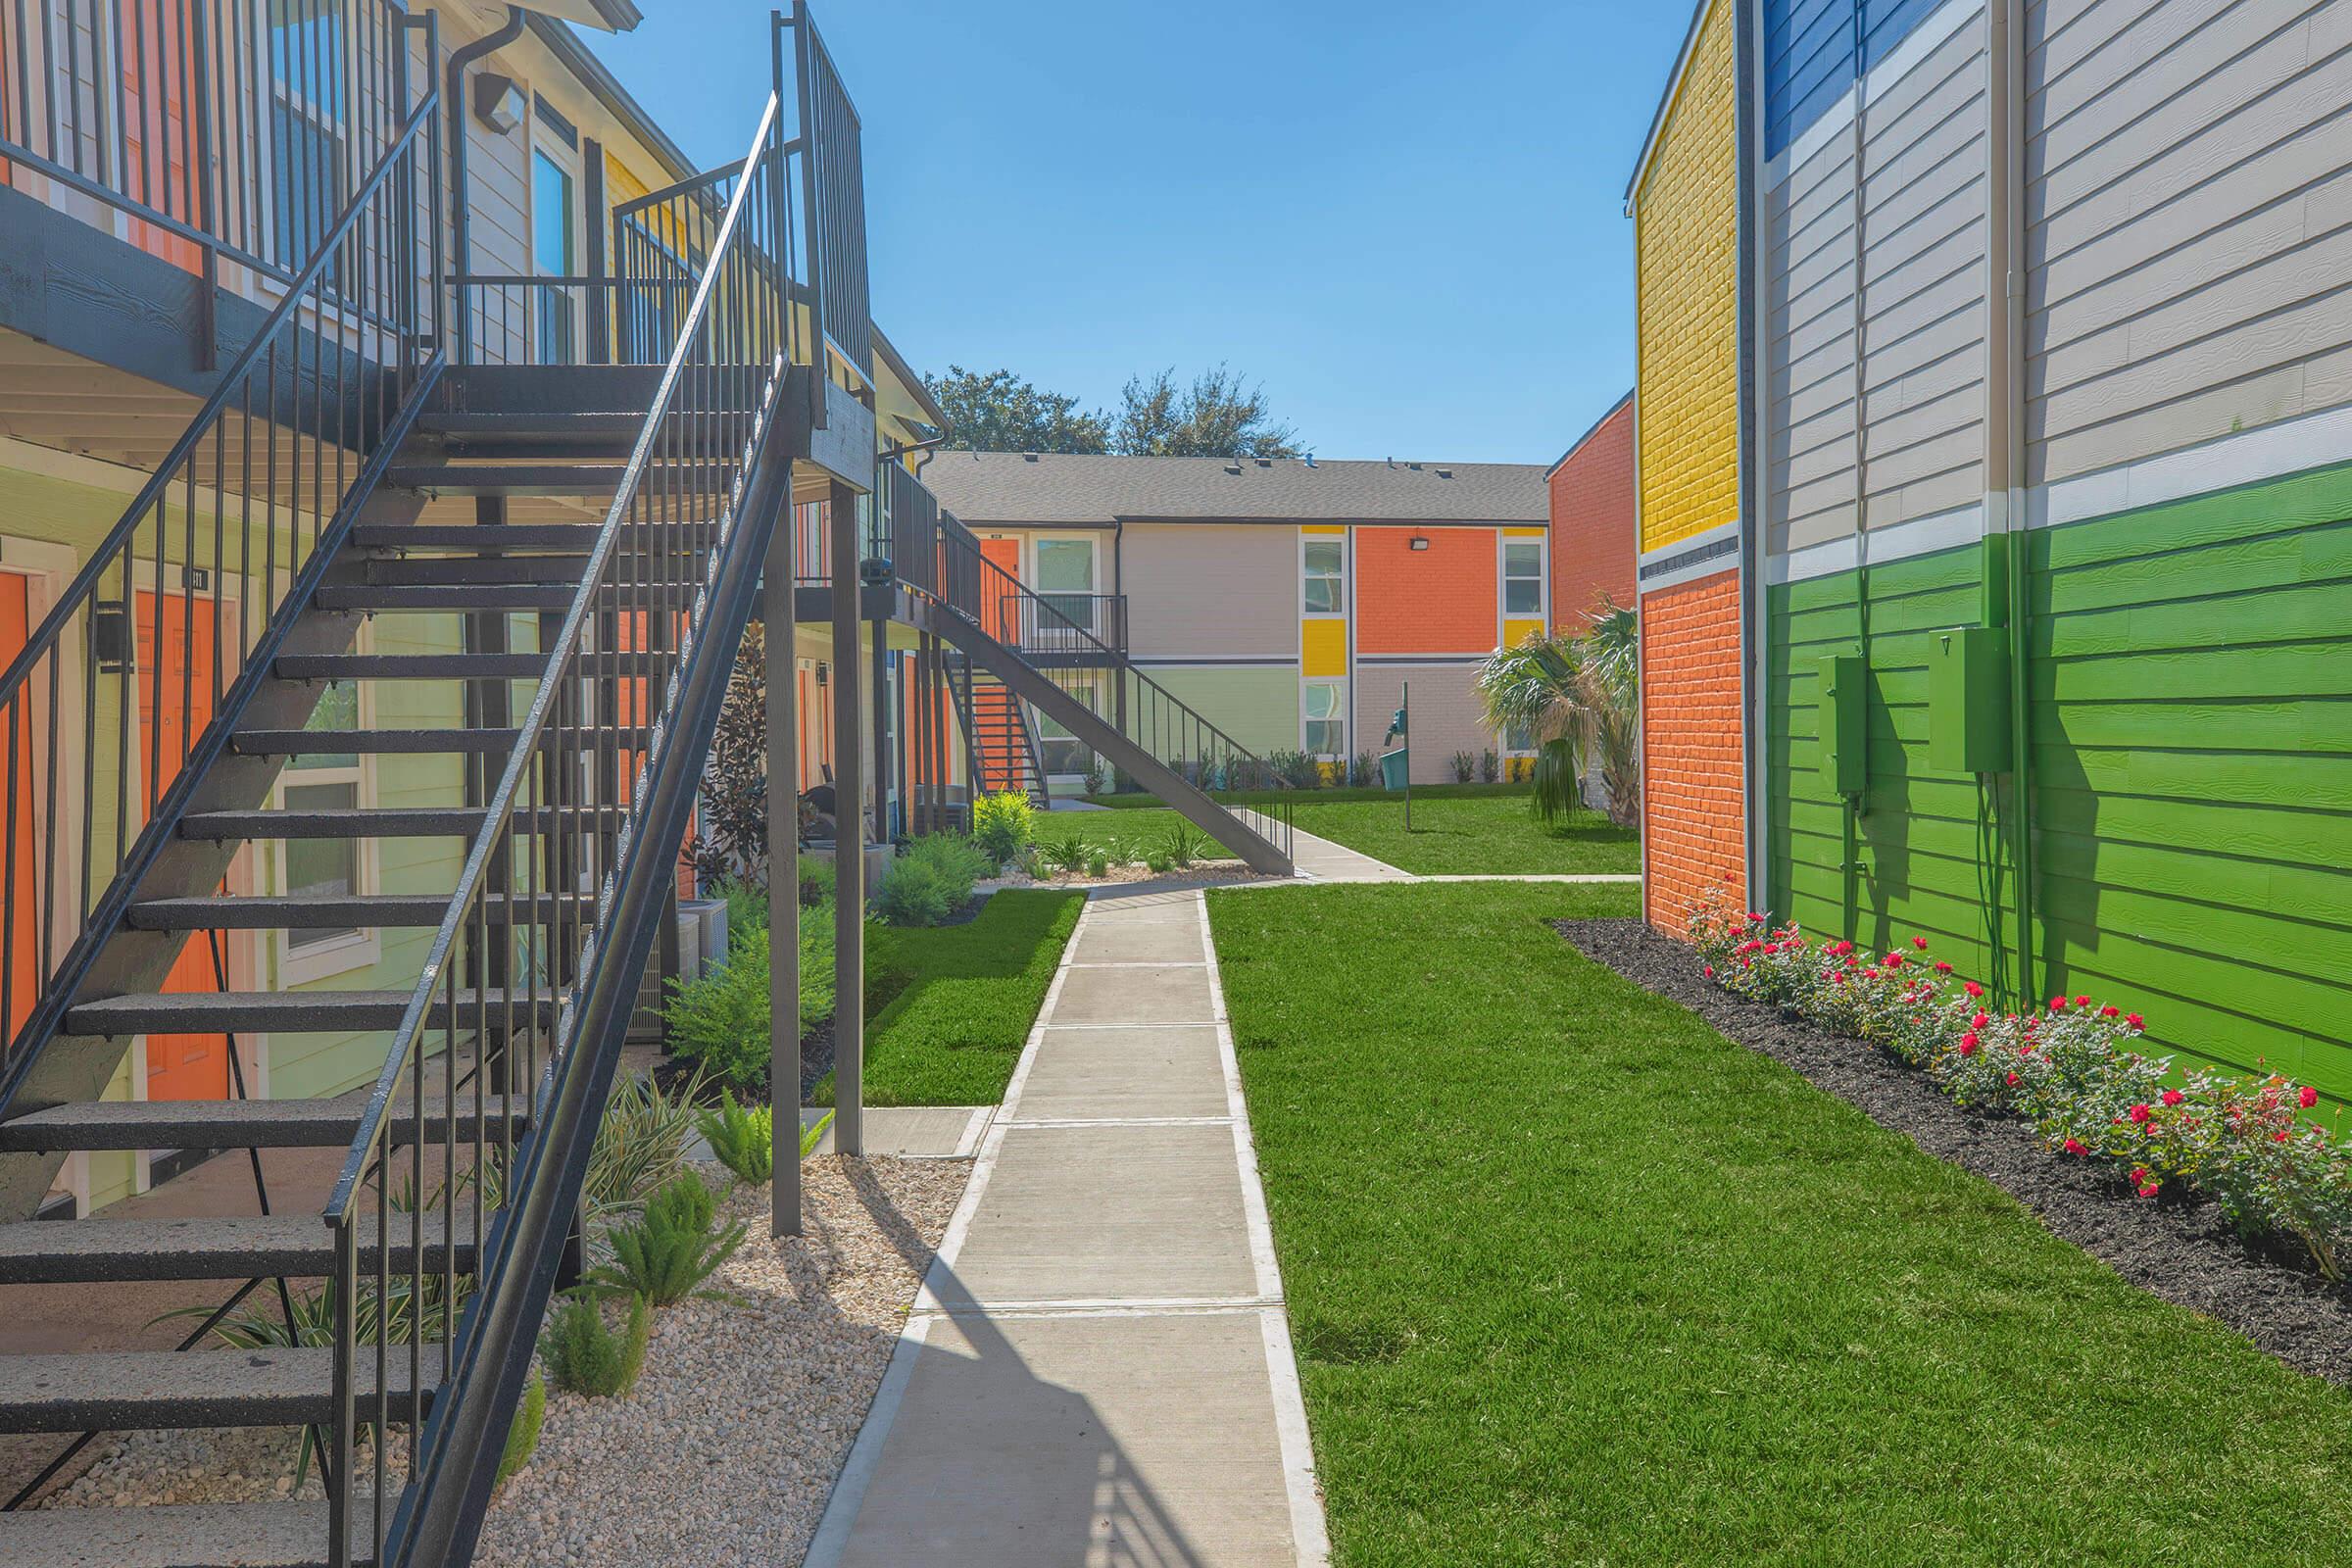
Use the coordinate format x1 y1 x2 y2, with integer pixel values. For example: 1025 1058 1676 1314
1767 460 2352 1097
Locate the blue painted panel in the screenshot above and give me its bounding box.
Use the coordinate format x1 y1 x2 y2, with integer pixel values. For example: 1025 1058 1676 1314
1765 0 1957 159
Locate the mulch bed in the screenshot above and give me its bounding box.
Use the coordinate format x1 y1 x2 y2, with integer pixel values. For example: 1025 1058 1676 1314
1556 916 2352 1390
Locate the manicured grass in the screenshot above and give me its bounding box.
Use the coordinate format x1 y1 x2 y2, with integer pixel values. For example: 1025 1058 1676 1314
1208 882 2352 1566
813 889 1081 1107
1084 781 1533 808
1031 807 1241 858
1288 793 1637 875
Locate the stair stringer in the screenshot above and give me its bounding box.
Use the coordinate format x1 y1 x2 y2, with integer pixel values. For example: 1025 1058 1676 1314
0 491 424 1223
930 613 1294 875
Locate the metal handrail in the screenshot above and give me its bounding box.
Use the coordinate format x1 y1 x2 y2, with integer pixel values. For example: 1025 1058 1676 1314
784 0 870 387
0 58 444 1102
322 84 797 1567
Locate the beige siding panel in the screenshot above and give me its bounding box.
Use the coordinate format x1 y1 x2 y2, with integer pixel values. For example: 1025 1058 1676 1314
2028 0 2241 119
1350 663 1493 787
2030 341 2352 484
1121 523 1298 659
1865 307 1984 409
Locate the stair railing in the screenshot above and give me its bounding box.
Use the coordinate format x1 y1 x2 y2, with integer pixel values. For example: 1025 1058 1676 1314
921 509 1295 860
0 36 444 1112
320 86 801 1568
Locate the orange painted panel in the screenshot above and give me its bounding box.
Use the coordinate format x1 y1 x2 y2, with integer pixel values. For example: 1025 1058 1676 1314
0 577 36 1047
1639 568 1745 934
1353 527 1497 655
135 588 227 1102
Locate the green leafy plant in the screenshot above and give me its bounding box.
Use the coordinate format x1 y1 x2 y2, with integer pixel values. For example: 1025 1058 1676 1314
1086 853 1109 878
1084 757 1107 795
540 1291 651 1396
1480 748 1499 783
971 790 1036 864
1477 606 1639 827
1146 852 1174 873
663 926 775 1093
1044 832 1091 873
801 1108 835 1157
698 1089 774 1185
1350 750 1377 788
586 1070 702 1222
497 1371 545 1489
1265 748 1320 791
1450 750 1476 784
1158 820 1209 868
588 1174 748 1308
875 853 955 927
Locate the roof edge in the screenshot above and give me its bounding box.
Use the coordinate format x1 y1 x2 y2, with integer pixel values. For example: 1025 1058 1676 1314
526 14 696 184
1544 390 1636 479
872 324 950 432
1624 0 1718 212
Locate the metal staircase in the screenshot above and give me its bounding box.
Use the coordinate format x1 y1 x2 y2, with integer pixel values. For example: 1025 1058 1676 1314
950 655 1048 807
0 18 832 1561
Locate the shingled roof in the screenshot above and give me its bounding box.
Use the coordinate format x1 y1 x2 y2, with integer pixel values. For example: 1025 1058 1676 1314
917 451 1548 527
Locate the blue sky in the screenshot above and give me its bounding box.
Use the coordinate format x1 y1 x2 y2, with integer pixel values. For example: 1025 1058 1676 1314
585 2 1692 466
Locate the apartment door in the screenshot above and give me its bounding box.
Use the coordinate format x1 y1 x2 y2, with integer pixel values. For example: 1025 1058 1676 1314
980 538 1021 643
136 587 229 1102
0 575 38 1046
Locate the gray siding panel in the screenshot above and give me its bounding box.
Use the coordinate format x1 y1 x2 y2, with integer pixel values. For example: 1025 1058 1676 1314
1120 523 1298 659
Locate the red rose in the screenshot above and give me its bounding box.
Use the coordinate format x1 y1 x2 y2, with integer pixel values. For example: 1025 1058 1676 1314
2300 1086 2320 1109
2160 1089 2184 1107
1971 1012 1989 1030
1960 1032 1980 1054
1913 936 1930 950
2076 995 2091 1007
2062 1139 2087 1156
2099 1005 2120 1019
2129 1103 2153 1124
1934 961 1953 974
2050 998 2068 1012
2006 1072 2021 1088
2126 1013 2143 1031
1964 981 1985 999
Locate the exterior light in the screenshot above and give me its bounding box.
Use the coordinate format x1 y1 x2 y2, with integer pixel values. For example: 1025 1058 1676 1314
1409 534 1431 552
473 73 524 135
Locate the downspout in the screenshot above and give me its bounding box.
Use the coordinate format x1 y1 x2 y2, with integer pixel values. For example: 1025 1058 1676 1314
446 5 527 364
1738 0 1768 910
1988 0 2035 1008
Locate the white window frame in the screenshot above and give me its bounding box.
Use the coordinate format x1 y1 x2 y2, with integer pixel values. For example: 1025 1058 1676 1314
1301 679 1347 760
1300 533 1347 618
1501 537 1545 624
529 128 585 367
1031 535 1100 639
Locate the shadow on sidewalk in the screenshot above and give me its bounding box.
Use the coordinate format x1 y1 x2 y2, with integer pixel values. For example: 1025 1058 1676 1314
831 1158 1211 1568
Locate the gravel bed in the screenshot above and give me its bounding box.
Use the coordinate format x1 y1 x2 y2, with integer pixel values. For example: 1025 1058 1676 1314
32 1154 966 1565
991 858 1269 888
1558 916 2352 1388
475 1154 965 1567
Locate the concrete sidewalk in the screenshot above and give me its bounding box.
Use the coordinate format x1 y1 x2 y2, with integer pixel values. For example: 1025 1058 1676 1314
805 885 1329 1567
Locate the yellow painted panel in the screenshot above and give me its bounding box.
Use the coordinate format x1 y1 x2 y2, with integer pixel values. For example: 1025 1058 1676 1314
1504 526 1545 538
1503 617 1544 648
1300 524 1346 535
1301 618 1348 677
1634 0 1739 555
605 153 651 207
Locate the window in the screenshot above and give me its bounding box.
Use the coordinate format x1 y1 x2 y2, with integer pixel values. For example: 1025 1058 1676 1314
1303 682 1345 759
1037 687 1095 777
270 4 347 272
533 149 577 365
1504 720 1536 755
1034 538 1096 634
1302 538 1345 615
281 680 368 963
1503 540 1544 618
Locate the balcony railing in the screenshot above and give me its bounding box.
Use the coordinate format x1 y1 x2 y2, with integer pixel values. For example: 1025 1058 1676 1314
0 0 416 285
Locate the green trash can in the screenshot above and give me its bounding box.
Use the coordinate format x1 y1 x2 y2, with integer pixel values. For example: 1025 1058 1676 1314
1379 748 1409 791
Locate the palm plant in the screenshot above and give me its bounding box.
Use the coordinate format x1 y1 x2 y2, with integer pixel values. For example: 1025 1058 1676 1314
1475 599 1642 828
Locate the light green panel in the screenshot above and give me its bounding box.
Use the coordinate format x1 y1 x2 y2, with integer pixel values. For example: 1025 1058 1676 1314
1123 664 1300 761
1765 458 2352 1100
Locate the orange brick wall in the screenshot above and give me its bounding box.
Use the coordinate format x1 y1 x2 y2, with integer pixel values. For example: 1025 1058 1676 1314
1641 567 1744 934
1550 397 1636 631
1355 526 1498 655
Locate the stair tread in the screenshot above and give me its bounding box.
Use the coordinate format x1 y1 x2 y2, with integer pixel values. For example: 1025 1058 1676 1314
275 652 662 679
233 727 527 756
0 1501 364 1568
0 1095 530 1153
318 583 581 611
179 806 625 839
65 989 557 1035
385 463 628 496
0 1210 479 1285
128 892 595 929
0 1346 435 1433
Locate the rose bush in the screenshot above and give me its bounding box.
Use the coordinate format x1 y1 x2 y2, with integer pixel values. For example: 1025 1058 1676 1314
1688 882 2352 1279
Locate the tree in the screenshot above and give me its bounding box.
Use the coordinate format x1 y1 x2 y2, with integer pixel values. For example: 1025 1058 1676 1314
924 366 1109 455
1111 365 1302 459
1474 597 1641 829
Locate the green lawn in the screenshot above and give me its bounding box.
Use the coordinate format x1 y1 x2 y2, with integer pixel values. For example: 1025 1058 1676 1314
1032 807 1241 859
1083 782 1535 808
1208 882 2352 1566
1288 793 1637 875
812 889 1081 1107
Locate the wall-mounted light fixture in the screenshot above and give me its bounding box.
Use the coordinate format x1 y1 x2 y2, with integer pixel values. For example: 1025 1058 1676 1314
472 72 524 135
815 662 829 687
1408 533 1431 552
92 602 131 672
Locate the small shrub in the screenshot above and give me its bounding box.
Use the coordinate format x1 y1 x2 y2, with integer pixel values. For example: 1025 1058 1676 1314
540 1292 650 1396
1158 820 1208 868
698 1090 773 1185
1479 748 1499 783
904 832 993 903
1449 750 1476 783
875 854 954 928
585 1070 703 1222
663 928 773 1094
1043 833 1091 873
1265 749 1320 791
1086 854 1108 878
1350 750 1376 788
497 1371 544 1488
1145 852 1173 873
710 877 769 951
590 1174 748 1308
972 791 1035 864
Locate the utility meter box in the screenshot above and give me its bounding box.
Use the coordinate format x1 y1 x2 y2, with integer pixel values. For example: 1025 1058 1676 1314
1927 626 2011 774
1817 655 1868 797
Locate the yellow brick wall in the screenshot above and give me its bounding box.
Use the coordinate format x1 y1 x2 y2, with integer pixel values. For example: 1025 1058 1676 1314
1634 0 1740 555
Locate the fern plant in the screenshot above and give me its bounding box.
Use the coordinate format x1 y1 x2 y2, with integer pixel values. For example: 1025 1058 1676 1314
541 1292 651 1396
698 1090 774 1185
588 1174 747 1308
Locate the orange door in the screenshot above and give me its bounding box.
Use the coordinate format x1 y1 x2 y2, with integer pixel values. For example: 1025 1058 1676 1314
122 0 202 273
0 577 39 1047
980 538 1021 643
136 588 227 1102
